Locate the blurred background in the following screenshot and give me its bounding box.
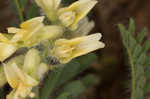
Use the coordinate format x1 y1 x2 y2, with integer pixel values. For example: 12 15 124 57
1 0 150 99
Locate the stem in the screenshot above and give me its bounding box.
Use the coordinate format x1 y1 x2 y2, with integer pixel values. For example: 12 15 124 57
40 68 63 99
127 49 135 99
14 0 24 22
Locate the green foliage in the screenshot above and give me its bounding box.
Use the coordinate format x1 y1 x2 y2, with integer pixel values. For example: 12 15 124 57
118 19 150 99
55 74 98 99
40 53 97 99
8 0 39 23
25 2 39 20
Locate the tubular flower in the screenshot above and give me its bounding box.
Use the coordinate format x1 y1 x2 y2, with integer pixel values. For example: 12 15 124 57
35 0 97 30
58 0 97 30
0 34 17 62
51 33 105 63
4 63 38 99
0 16 63 61
35 0 61 21
3 48 49 99
8 16 63 47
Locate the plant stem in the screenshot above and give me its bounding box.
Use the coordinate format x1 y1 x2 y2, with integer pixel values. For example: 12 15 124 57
127 49 135 99
14 0 24 22
40 68 63 99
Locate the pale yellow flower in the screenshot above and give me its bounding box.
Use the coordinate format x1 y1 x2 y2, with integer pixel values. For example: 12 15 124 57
35 0 61 10
0 55 24 87
0 34 17 61
51 33 105 63
58 0 97 30
0 16 63 61
8 16 63 47
4 63 38 99
35 0 97 30
37 63 49 80
35 0 61 21
23 48 49 80
3 48 49 99
23 49 41 79
0 43 17 62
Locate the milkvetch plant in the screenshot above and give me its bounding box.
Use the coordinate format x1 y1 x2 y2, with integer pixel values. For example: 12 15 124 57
51 33 104 63
35 0 97 30
0 0 105 99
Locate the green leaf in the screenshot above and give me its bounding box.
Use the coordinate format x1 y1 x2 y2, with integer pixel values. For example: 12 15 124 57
19 0 27 10
129 18 135 37
142 38 150 53
57 81 86 98
56 53 97 86
40 54 97 99
25 3 39 20
118 19 150 99
56 93 70 99
136 28 147 43
39 67 63 99
55 74 98 99
81 74 99 88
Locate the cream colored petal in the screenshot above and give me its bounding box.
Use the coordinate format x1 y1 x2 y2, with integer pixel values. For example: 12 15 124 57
37 63 49 80
23 73 38 86
0 33 9 42
41 25 63 40
7 27 21 34
11 33 24 43
35 0 43 7
59 11 76 27
4 62 38 88
23 49 40 78
36 0 61 9
0 43 17 62
42 0 53 8
72 41 105 58
54 0 61 9
6 89 18 99
3 63 23 88
16 84 32 98
20 16 45 29
70 0 98 29
83 33 102 41
67 33 102 45
59 57 72 64
71 33 104 58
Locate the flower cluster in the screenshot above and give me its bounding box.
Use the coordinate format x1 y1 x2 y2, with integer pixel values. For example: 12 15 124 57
0 0 105 99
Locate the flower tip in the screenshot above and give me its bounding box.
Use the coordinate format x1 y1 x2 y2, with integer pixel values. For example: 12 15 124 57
95 33 102 40
100 42 105 48
20 16 45 28
30 16 45 23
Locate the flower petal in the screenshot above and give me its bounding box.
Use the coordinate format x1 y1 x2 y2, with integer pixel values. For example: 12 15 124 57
0 33 9 42
72 0 97 27
3 63 23 88
0 43 17 61
40 25 63 40
7 27 21 34
23 49 40 79
20 16 44 30
4 62 38 88
71 33 104 58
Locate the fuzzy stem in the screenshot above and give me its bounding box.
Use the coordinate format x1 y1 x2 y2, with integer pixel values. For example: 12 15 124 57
127 49 135 99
